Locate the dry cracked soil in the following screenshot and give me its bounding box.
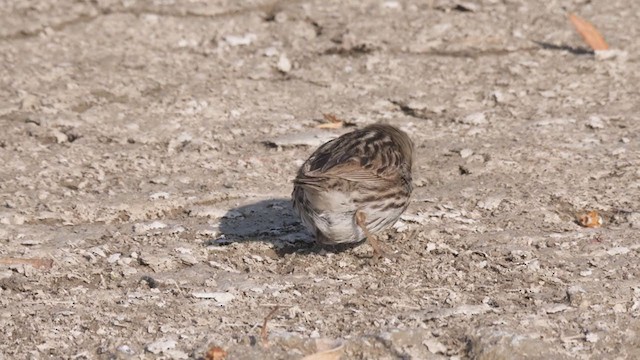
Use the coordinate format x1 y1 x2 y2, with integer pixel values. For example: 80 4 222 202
1 0 640 359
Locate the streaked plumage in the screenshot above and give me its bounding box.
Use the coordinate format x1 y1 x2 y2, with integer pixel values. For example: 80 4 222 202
292 124 413 256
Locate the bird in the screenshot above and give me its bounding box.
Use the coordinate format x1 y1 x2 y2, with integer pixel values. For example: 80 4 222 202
292 123 413 257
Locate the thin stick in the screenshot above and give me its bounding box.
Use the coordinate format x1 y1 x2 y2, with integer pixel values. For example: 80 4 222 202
261 306 280 348
0 257 53 269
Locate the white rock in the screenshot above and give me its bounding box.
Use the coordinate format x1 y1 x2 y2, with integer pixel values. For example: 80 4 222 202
607 247 630 256
165 349 189 360
477 196 503 210
400 213 428 225
460 148 474 158
627 213 640 228
146 339 176 354
133 221 168 234
192 292 235 305
263 47 278 57
586 115 605 129
150 192 170 200
277 54 292 73
461 112 487 125
107 253 121 264
585 332 599 343
264 131 338 148
545 304 570 314
223 33 256 46
611 303 626 313
382 1 401 9
423 338 447 354
393 219 408 232
595 49 627 61
50 129 68 143
117 344 135 355
579 269 592 277
188 207 243 219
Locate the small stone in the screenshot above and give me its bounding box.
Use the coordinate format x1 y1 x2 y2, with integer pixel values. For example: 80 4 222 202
178 254 198 266
49 129 68 143
594 49 628 61
567 285 586 307
545 304 570 314
21 94 40 110
150 192 170 200
585 332 599 343
460 148 474 158
133 221 168 234
165 349 189 360
273 11 288 23
117 345 135 355
146 339 176 354
579 269 592 277
192 292 235 305
586 115 605 129
224 33 256 47
169 225 186 234
263 47 279 57
138 253 174 271
382 1 401 9
277 54 292 73
149 176 168 185
107 253 121 264
613 303 626 313
627 213 640 228
460 112 487 125
477 196 503 211
423 338 447 354
607 247 630 256
188 207 243 219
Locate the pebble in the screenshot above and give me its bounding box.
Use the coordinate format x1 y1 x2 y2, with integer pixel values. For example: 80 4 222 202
133 221 168 234
146 339 176 354
544 304 570 314
586 115 605 129
107 253 121 264
585 332 599 343
188 206 242 219
192 292 235 305
117 345 135 355
460 148 474 158
567 285 587 307
477 196 503 211
223 33 256 47
460 112 487 125
423 338 447 354
277 54 292 73
607 247 630 256
149 192 170 200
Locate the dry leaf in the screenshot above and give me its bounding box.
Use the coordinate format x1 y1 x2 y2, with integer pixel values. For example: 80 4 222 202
204 346 227 360
302 339 344 360
0 257 53 269
317 114 345 129
578 210 603 228
568 13 609 51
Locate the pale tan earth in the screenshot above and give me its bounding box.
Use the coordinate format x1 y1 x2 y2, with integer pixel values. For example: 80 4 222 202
1 0 640 359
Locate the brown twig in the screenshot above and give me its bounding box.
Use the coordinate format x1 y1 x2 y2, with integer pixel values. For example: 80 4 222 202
260 306 280 348
0 257 53 269
317 114 351 129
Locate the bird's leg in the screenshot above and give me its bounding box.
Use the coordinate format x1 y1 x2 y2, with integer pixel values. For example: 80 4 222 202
354 210 389 259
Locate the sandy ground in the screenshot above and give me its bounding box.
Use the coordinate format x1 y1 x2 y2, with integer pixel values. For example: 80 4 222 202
1 0 640 359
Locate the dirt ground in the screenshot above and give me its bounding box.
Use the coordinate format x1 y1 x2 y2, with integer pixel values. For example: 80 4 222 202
1 0 640 359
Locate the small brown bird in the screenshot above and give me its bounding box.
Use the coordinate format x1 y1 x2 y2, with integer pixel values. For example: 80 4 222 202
292 123 413 257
